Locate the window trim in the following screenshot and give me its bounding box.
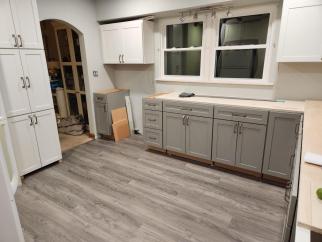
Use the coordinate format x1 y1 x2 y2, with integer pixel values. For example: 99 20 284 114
160 15 207 82
208 5 277 85
157 3 279 86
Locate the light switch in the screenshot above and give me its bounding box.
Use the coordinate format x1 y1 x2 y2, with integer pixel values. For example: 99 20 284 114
93 71 98 77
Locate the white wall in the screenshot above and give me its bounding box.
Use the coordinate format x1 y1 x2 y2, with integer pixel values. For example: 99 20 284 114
37 0 115 135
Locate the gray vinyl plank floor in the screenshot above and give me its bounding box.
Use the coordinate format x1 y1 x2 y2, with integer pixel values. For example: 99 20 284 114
15 135 287 242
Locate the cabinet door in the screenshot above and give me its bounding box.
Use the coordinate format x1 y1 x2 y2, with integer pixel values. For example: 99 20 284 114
278 0 322 62
163 112 185 153
34 109 62 167
186 116 213 160
0 0 17 48
100 25 123 64
10 0 43 49
263 112 300 180
20 50 53 112
0 49 31 117
95 103 110 135
0 92 6 122
236 123 266 172
121 23 143 63
8 114 41 175
212 119 238 166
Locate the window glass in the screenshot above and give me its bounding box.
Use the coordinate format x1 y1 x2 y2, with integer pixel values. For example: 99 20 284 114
72 30 82 62
219 14 269 46
165 51 201 76
166 22 203 48
68 93 79 115
63 65 75 90
215 49 266 79
57 29 71 62
77 66 85 91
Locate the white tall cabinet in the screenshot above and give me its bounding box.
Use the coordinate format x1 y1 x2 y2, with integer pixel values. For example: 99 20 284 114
0 0 43 49
0 0 62 176
278 0 322 62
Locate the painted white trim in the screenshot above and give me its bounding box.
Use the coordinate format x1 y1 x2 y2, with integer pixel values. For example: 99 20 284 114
157 3 279 86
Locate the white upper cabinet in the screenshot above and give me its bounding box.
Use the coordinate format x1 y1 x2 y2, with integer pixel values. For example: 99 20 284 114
0 0 43 49
0 49 31 117
0 0 17 48
20 50 53 112
278 0 322 62
100 19 154 64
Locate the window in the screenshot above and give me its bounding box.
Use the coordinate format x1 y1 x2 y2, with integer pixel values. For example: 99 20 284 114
161 19 205 80
158 4 276 85
214 14 270 80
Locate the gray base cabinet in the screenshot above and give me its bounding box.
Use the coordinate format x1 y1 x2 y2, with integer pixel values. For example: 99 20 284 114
262 112 301 180
236 123 266 172
186 116 213 160
212 119 238 166
163 112 185 153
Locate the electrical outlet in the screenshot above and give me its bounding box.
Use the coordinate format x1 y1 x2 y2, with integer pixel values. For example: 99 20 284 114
93 71 98 77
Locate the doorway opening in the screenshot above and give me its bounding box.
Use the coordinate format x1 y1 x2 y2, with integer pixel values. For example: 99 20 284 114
40 20 93 152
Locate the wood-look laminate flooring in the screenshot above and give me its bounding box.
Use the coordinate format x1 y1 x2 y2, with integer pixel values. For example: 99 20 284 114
15 136 287 242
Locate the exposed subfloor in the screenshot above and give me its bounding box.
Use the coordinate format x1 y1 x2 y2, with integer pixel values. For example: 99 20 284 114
59 133 93 152
15 135 287 242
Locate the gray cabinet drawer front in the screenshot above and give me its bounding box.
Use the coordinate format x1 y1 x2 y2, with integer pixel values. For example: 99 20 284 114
163 101 213 118
143 98 162 111
144 128 163 148
144 110 162 130
94 94 107 103
214 106 268 124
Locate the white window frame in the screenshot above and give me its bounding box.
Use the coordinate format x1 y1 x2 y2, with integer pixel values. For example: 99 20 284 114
209 5 277 85
157 3 279 86
159 15 207 82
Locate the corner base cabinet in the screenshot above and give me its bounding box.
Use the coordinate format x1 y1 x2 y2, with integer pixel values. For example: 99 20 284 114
8 109 62 176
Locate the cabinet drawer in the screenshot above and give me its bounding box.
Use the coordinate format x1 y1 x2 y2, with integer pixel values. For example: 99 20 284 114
163 101 213 118
143 98 162 111
214 106 268 124
143 110 162 130
144 128 163 148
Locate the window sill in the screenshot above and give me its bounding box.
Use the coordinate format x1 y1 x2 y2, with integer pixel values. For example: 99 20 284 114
156 78 274 87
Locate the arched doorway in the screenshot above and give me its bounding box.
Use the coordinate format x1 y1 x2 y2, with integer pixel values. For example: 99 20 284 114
40 20 92 152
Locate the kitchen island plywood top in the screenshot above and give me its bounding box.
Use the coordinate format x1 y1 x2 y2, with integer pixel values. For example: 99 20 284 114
298 101 322 234
152 93 305 113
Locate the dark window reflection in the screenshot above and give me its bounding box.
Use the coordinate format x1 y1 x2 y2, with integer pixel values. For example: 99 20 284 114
68 93 79 115
167 22 203 48
63 65 75 90
57 29 71 62
219 14 269 46
215 49 266 79
77 66 85 91
165 51 201 76
72 30 82 62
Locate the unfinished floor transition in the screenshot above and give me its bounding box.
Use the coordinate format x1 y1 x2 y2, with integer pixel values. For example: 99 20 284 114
15 136 286 242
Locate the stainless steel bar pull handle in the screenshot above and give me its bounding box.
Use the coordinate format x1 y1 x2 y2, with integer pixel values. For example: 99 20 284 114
238 123 243 135
21 77 26 89
12 34 18 47
182 115 186 125
186 116 189 126
122 54 124 63
233 123 238 134
28 116 33 126
26 76 31 88
119 54 121 63
33 115 38 125
17 34 23 47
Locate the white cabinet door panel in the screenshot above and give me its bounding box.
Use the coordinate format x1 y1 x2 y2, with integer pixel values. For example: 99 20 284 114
278 0 322 62
0 91 6 122
101 26 123 63
0 49 30 117
10 0 43 49
0 0 17 48
20 50 53 112
122 25 143 63
34 109 61 167
8 114 41 175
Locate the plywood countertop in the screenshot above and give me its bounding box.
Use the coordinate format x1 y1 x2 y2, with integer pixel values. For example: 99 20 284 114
297 101 322 234
94 88 129 95
152 92 305 113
